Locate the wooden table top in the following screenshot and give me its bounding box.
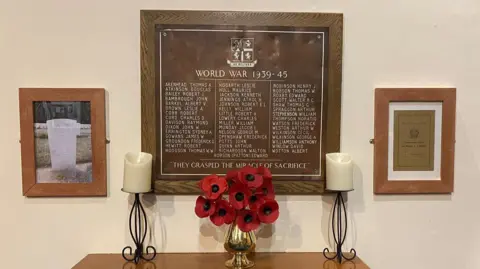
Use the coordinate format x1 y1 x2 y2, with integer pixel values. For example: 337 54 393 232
72 253 369 269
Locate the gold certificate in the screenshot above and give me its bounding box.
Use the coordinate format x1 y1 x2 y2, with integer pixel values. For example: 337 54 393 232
393 110 435 171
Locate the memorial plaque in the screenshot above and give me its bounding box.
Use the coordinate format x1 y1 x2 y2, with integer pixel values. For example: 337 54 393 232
141 11 344 194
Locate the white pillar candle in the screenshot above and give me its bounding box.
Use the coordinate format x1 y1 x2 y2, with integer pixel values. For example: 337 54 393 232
123 152 153 193
326 153 354 191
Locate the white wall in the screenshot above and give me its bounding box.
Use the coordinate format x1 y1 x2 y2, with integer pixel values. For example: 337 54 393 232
1 0 479 268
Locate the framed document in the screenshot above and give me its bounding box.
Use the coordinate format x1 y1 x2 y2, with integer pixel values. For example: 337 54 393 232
140 10 344 194
393 110 435 172
373 88 456 194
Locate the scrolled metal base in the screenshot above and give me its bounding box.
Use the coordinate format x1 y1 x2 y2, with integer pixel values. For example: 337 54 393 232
322 192 357 264
122 193 157 264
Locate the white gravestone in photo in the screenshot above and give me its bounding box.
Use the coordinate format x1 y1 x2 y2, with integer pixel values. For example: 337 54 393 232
46 119 81 177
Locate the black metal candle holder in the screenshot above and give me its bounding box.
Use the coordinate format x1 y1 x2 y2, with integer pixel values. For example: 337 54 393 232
323 190 357 264
122 189 157 264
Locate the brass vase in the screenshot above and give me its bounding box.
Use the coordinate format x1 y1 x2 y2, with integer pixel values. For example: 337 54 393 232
223 220 256 269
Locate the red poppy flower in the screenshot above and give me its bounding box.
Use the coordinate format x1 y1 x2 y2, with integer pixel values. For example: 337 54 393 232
228 183 251 210
210 199 235 226
258 199 279 224
237 210 260 232
226 170 240 181
194 196 216 218
238 165 263 188
225 170 241 188
248 194 266 211
256 178 275 199
199 174 228 200
257 165 272 180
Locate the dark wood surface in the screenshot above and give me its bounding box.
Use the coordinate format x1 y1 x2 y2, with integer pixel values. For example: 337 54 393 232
72 253 369 269
374 87 456 194
140 10 344 195
19 88 107 197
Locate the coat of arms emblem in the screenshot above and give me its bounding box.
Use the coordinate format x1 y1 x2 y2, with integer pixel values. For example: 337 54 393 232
410 128 420 139
227 38 257 68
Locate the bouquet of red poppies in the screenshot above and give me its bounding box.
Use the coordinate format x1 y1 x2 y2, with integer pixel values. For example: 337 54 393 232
194 165 279 232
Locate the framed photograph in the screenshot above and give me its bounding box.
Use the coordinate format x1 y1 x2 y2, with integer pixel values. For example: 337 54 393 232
373 88 456 194
19 88 107 197
140 10 344 194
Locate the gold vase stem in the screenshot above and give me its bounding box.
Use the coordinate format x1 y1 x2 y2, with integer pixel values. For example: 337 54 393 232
224 221 256 269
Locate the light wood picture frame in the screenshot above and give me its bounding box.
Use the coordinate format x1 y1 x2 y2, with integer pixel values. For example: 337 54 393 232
140 10 344 195
19 88 107 197
373 88 456 194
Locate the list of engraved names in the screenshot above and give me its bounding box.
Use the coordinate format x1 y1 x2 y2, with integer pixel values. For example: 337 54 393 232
162 80 321 175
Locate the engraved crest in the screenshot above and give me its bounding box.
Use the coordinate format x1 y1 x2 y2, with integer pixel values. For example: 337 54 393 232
410 128 419 139
227 38 257 68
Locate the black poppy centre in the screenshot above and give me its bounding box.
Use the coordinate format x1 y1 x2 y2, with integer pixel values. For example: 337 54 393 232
235 192 244 201
243 214 253 223
249 195 257 203
246 174 255 181
263 206 272 215
211 184 219 193
218 208 227 216
203 201 211 211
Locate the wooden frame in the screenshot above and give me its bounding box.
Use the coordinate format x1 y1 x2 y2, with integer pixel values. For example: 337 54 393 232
141 10 343 195
374 88 456 194
19 88 107 197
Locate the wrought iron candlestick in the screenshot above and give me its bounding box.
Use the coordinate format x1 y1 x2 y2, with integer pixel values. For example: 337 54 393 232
323 191 357 264
122 190 157 264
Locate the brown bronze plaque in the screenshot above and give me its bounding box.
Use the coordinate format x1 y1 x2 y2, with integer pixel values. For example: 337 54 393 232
159 25 325 179
141 11 343 194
